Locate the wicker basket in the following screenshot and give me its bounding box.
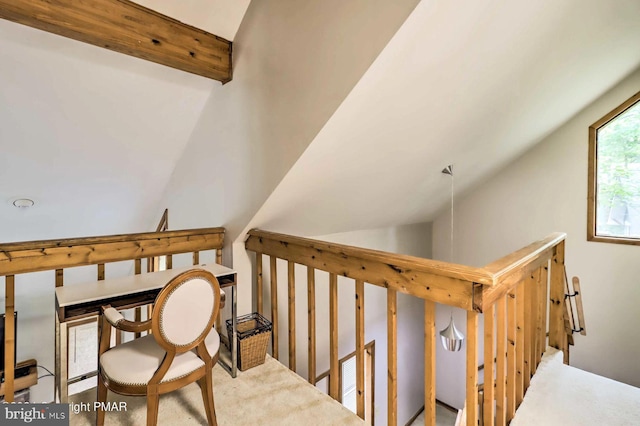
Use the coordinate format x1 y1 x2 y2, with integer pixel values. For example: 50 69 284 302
226 313 272 371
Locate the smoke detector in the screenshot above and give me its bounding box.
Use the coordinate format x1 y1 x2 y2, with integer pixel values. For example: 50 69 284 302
13 198 35 208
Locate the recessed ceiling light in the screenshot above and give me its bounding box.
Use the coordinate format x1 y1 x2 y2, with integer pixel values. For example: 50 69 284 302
13 198 35 208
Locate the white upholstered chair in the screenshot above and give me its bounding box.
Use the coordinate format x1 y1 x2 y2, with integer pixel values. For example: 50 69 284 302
96 269 222 426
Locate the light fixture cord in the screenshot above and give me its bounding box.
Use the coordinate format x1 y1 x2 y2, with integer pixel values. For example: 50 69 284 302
450 169 454 263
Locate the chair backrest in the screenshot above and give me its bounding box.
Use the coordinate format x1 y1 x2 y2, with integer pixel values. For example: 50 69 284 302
152 269 221 353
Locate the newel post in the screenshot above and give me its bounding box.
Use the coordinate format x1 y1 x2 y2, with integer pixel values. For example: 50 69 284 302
4 275 16 402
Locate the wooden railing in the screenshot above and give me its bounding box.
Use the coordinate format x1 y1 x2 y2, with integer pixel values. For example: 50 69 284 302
0 226 225 402
245 229 569 426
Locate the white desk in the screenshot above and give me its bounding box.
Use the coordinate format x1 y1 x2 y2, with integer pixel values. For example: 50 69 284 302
54 263 237 403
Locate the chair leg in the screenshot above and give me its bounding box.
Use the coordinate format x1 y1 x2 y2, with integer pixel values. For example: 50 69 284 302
146 392 160 426
96 377 108 426
198 369 217 426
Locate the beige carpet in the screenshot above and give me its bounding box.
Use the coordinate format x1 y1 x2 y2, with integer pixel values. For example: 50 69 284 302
69 356 364 426
512 347 640 426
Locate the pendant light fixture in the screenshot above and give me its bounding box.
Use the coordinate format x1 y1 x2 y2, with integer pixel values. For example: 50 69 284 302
440 313 465 352
439 164 465 352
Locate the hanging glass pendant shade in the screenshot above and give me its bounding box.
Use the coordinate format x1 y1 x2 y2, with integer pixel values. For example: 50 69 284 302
439 164 465 351
440 314 464 352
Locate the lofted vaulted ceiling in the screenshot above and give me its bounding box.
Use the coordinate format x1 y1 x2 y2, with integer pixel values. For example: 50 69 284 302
0 1 250 242
2 0 640 247
245 0 640 238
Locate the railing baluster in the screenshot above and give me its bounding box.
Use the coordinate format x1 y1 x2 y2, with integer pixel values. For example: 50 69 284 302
466 310 479 426
387 288 397 425
424 299 436 426
148 256 157 323
484 304 495 426
520 274 535 390
270 256 279 359
4 275 15 402
549 241 565 355
329 273 339 400
241 230 569 425
495 295 507 426
54 266 67 391
516 282 525 405
528 268 540 376
134 259 143 338
355 280 365 420
536 266 546 358
1 227 225 401
527 268 540 374
540 266 549 362
506 290 516 421
536 268 543 369
288 261 296 371
256 254 263 315
134 254 142 279
307 267 316 385
98 263 122 345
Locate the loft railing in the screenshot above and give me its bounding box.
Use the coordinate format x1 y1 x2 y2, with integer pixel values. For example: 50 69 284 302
135 209 171 339
245 229 570 426
0 226 225 402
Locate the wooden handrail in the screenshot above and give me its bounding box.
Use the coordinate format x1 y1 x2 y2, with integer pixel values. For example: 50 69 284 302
247 230 565 286
480 233 566 312
248 229 493 283
0 227 224 276
0 227 223 252
155 209 169 233
483 232 566 284
246 229 486 310
138 208 171 336
246 229 566 312
245 229 570 426
2 226 224 403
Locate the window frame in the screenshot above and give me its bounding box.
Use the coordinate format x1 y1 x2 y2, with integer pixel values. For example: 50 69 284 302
587 90 640 245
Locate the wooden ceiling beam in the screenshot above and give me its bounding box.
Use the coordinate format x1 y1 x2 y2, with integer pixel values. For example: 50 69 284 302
0 0 232 82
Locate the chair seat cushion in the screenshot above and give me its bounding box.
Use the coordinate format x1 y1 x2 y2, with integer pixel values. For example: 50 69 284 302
100 328 220 387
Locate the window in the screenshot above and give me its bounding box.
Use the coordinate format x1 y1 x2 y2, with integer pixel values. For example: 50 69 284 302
588 91 640 244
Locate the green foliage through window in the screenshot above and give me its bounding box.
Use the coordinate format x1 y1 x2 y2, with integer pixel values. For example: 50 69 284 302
596 98 640 238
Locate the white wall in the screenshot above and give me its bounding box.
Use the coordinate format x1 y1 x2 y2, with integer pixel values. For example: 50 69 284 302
0 20 215 244
257 222 432 424
432 66 640 406
158 0 419 316
158 0 420 243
